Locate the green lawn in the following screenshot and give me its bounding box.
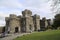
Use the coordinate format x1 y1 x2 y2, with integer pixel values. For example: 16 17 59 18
14 30 60 40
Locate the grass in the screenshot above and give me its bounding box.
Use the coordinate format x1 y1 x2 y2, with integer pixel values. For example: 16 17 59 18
14 30 60 40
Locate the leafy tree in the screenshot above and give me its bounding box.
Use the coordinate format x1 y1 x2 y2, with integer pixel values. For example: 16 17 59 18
53 14 60 29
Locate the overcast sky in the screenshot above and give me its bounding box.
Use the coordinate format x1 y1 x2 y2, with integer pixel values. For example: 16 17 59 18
0 0 55 26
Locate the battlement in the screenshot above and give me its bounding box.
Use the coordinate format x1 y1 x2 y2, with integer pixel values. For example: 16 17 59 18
5 17 9 21
22 9 32 17
42 17 46 21
10 14 17 18
17 15 22 18
34 14 40 19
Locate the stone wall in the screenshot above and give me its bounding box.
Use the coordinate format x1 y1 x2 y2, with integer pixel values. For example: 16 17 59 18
22 9 34 32
5 9 41 33
0 9 52 34
5 14 21 33
33 14 40 31
40 17 48 30
0 27 5 33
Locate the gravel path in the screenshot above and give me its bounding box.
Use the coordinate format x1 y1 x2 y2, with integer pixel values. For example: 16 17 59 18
0 33 31 40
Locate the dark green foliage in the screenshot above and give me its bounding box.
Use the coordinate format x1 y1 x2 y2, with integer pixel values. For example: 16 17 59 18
53 14 60 29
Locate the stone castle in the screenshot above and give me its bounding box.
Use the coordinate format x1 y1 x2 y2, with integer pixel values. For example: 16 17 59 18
5 9 40 33
0 9 51 33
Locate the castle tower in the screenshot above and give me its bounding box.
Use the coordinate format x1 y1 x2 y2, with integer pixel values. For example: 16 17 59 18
42 17 48 28
22 9 32 17
5 14 21 33
5 17 10 33
22 9 34 32
40 17 48 30
33 14 40 31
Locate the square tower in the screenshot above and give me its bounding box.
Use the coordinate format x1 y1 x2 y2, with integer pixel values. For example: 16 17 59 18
33 14 40 31
22 9 34 32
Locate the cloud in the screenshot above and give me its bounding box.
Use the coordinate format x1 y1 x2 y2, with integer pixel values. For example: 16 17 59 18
0 10 22 26
22 0 53 19
23 0 49 8
22 0 52 13
0 0 23 8
0 20 5 26
0 0 54 26
0 10 22 20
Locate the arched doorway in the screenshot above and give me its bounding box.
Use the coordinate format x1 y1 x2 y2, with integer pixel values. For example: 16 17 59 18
2 27 5 33
15 27 19 33
29 25 32 31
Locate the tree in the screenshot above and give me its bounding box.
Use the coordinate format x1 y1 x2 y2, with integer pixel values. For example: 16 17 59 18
51 0 60 14
53 14 60 29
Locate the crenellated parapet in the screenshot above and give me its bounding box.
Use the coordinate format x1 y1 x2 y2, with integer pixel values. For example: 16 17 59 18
9 14 20 21
42 17 46 21
34 14 40 19
5 17 9 21
22 9 32 17
10 14 17 18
